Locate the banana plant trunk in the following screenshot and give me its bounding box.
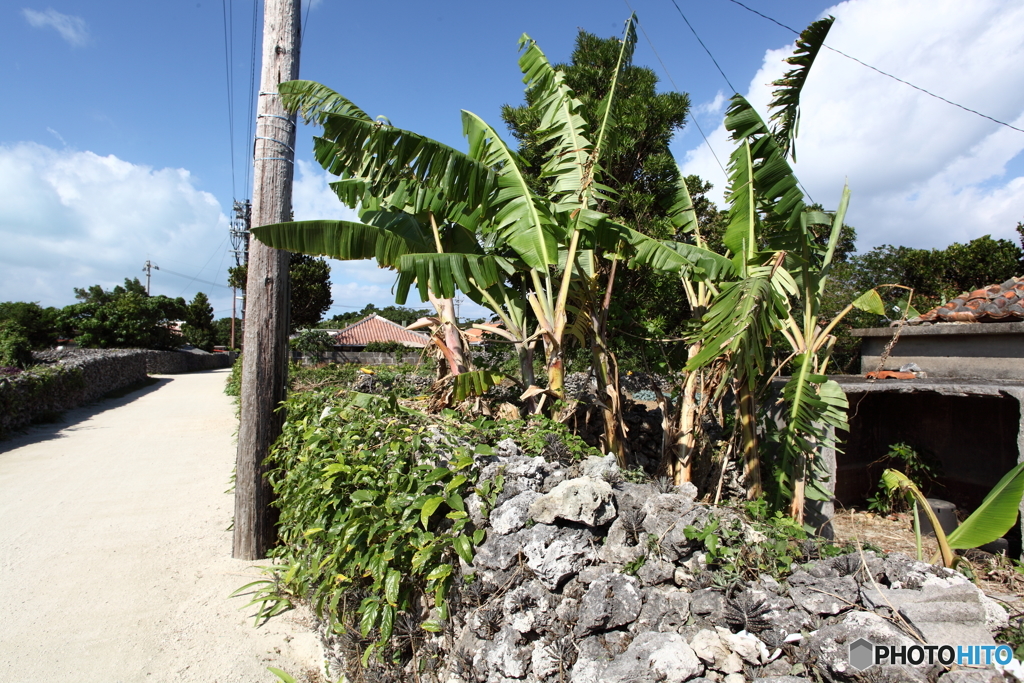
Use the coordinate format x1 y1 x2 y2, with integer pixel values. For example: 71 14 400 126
672 349 702 485
591 339 625 465
737 378 762 499
517 341 538 414
428 292 469 376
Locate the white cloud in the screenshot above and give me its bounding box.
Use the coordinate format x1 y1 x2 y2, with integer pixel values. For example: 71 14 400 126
22 8 89 47
0 143 233 315
679 0 1024 251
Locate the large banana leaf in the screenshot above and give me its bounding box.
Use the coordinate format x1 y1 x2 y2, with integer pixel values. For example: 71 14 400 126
663 176 700 235
312 113 497 214
627 230 736 281
685 269 783 379
279 80 372 124
251 216 426 267
767 17 834 162
396 252 502 302
945 462 1024 550
517 34 592 207
722 140 758 270
463 111 558 269
774 356 849 504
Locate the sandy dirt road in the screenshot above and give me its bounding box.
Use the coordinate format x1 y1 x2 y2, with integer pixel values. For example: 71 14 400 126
0 368 322 683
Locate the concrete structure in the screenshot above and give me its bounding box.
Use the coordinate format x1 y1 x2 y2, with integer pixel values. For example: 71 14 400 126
852 322 1024 380
839 321 1024 554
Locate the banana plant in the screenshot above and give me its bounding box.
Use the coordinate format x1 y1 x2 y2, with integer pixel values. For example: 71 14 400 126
883 463 1024 567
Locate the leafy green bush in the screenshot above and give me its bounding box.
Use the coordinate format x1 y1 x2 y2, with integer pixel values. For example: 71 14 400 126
683 498 868 585
291 329 335 361
265 390 485 659
0 321 33 369
867 442 939 514
363 341 407 355
225 354 242 397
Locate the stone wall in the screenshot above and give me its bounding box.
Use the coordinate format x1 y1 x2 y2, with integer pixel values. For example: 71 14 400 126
144 349 233 374
320 448 1013 683
0 348 232 437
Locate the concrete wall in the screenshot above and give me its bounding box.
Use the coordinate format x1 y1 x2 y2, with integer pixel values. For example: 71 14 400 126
853 322 1024 380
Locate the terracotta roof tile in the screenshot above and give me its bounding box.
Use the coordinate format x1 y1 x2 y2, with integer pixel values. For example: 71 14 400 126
909 277 1024 324
332 315 430 347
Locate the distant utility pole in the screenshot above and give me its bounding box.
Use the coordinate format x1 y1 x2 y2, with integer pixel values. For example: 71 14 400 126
229 200 251 349
233 0 300 561
142 260 160 295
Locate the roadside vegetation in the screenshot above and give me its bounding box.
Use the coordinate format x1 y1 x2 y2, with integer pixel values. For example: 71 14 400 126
227 14 1024 682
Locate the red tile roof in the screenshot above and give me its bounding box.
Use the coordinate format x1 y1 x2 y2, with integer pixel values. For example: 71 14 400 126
909 277 1024 324
332 315 430 347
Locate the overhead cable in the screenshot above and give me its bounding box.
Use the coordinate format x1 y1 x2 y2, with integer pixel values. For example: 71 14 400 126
723 0 1024 135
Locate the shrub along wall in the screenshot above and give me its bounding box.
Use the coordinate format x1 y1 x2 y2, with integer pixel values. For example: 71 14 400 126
0 348 232 438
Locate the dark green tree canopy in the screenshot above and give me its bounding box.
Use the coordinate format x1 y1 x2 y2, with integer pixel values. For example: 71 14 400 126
318 303 433 329
0 301 64 349
182 291 215 351
61 278 186 349
230 254 333 333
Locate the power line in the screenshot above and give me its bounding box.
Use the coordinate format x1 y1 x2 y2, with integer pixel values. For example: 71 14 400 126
220 0 235 197
667 0 737 94
243 0 260 199
624 0 729 181
722 0 1024 135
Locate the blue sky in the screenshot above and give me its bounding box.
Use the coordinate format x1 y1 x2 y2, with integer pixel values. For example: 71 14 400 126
2 0 1022 322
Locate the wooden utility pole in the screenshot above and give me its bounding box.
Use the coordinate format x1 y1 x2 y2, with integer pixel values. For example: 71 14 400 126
233 0 301 560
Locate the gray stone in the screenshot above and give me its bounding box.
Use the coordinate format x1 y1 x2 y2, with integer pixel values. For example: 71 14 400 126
577 564 614 585
806 610 927 682
689 588 726 621
632 586 691 633
754 678 813 683
898 601 993 647
636 558 675 586
599 631 703 683
641 493 705 561
480 625 531 679
582 453 619 479
598 516 646 565
689 628 744 673
861 582 996 647
474 529 526 571
502 580 557 635
529 476 616 527
576 573 643 636
490 491 541 536
495 438 521 458
937 670 1005 683
522 524 597 590
570 635 616 683
787 571 858 615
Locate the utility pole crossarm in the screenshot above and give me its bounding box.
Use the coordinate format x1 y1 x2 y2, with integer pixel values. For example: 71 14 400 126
233 0 301 561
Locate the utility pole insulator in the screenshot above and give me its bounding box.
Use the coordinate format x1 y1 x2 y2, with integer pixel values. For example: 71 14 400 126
233 0 301 561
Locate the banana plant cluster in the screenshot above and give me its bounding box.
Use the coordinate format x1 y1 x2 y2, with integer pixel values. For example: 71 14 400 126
251 15 729 463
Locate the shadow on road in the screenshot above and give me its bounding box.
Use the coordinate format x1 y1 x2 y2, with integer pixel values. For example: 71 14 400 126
0 376 175 452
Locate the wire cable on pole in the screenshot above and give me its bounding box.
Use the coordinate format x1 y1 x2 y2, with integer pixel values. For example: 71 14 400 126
722 0 1024 135
624 0 729 182
243 0 260 199
220 0 236 198
668 0 737 94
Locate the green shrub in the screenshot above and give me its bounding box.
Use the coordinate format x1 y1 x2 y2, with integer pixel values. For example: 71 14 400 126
0 321 33 369
225 354 242 397
264 391 484 658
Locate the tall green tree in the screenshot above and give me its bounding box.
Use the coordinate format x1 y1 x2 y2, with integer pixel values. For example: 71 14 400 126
182 291 215 351
0 301 64 348
229 253 333 333
61 278 186 349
